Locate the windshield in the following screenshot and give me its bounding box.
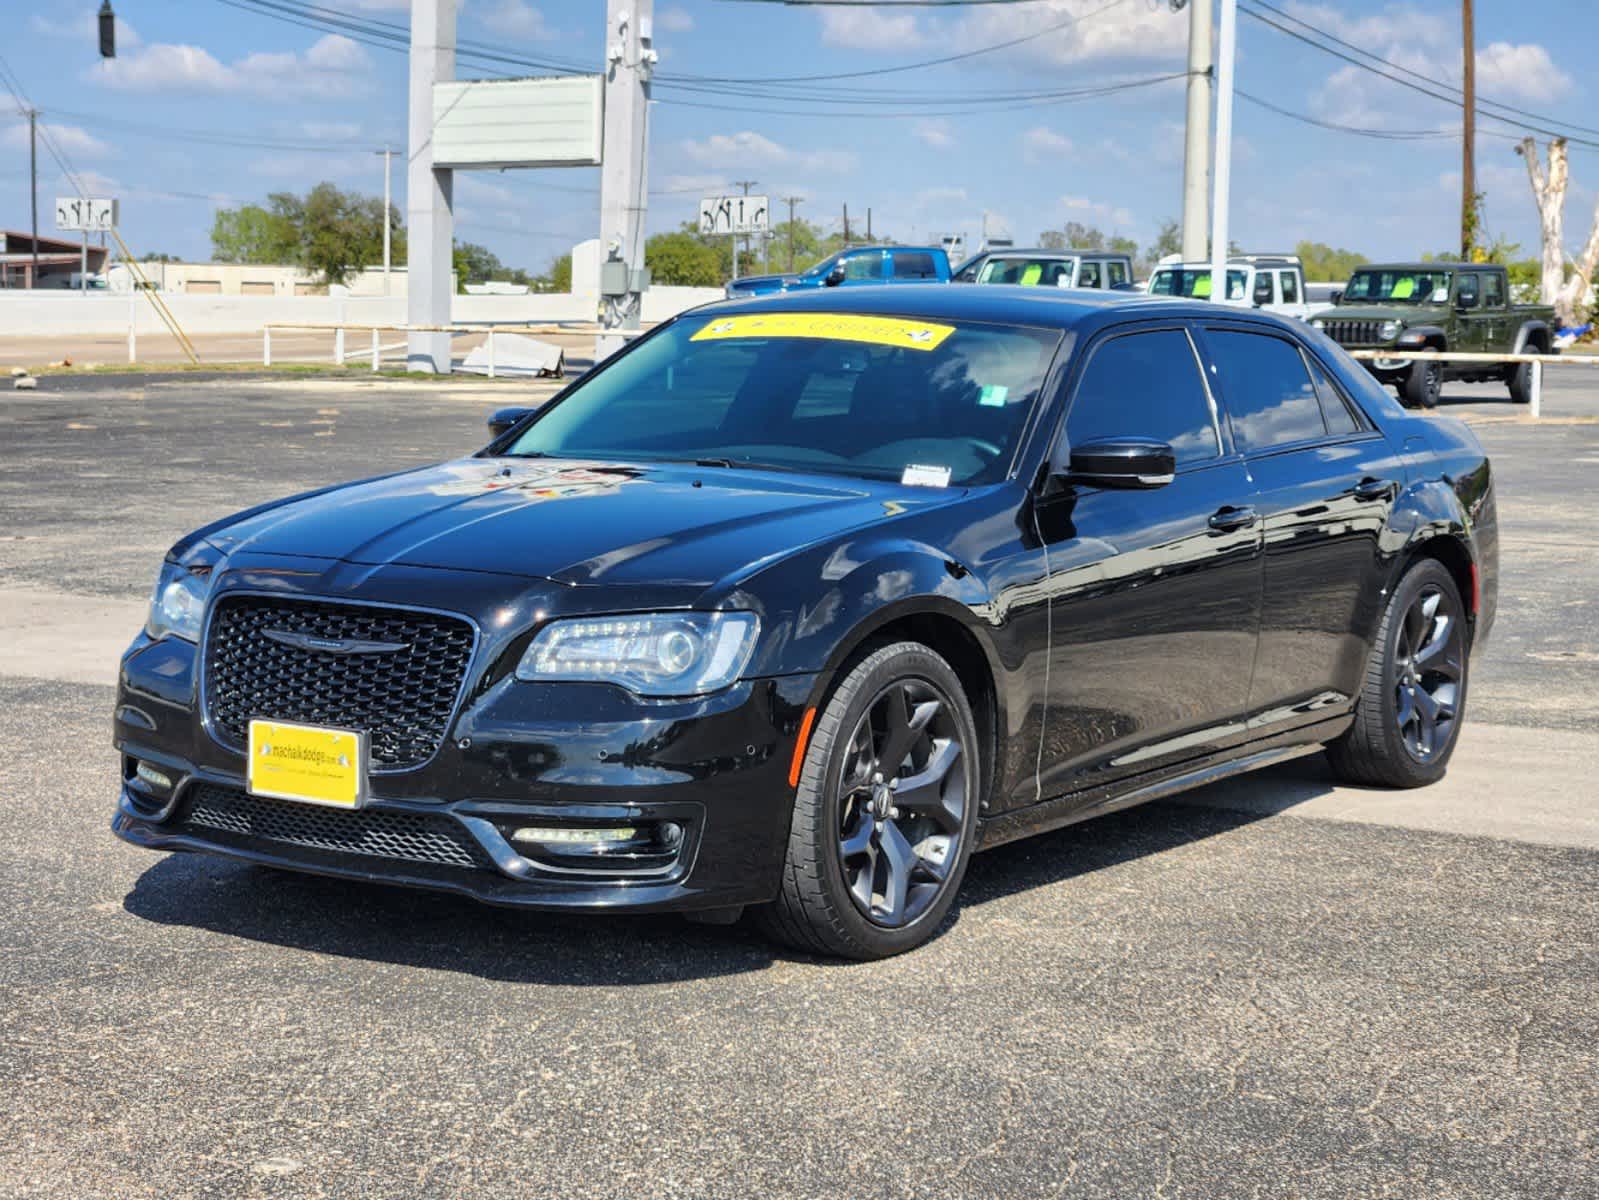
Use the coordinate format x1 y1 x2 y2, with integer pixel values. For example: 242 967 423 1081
970 256 1074 287
800 253 842 279
1149 268 1248 301
1343 269 1452 304
503 312 1062 486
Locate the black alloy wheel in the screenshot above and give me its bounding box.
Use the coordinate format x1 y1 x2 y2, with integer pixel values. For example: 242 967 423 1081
1391 583 1465 762
1404 359 1442 408
835 679 967 928
1326 558 1469 787
756 641 980 959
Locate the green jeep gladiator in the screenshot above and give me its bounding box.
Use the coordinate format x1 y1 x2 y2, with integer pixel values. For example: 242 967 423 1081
1310 262 1556 408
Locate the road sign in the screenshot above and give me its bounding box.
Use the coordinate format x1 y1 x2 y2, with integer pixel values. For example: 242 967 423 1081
55 196 117 232
699 194 769 237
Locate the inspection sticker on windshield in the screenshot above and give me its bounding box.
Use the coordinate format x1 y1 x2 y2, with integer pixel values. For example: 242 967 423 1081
901 463 952 488
979 384 1009 408
691 313 956 352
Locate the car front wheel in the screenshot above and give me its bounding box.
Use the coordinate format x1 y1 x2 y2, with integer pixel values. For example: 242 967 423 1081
756 641 980 960
1403 359 1442 408
1326 558 1469 788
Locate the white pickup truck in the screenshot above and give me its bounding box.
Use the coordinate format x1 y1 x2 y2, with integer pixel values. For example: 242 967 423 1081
1146 254 1313 320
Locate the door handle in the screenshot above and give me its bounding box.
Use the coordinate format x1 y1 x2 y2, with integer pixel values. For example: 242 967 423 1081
1208 505 1258 532
1352 477 1397 503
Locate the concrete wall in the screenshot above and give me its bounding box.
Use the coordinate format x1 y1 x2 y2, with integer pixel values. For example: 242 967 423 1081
0 284 723 337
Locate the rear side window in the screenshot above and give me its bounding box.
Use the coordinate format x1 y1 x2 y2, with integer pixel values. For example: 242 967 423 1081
1067 329 1220 466
891 252 938 279
1108 260 1129 287
1303 352 1360 435
1206 329 1327 451
1483 272 1505 307
1279 271 1299 303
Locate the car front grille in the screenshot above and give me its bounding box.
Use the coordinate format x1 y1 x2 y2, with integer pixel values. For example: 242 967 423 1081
1322 319 1387 347
203 595 475 770
181 783 488 870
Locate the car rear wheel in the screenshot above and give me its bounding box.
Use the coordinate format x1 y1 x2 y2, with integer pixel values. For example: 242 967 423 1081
755 641 980 960
1325 558 1469 788
1403 359 1442 408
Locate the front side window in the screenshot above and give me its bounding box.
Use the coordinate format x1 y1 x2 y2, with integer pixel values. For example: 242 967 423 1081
1205 329 1327 451
1078 261 1103 288
1066 329 1220 466
505 313 1062 486
843 253 882 282
1456 273 1480 306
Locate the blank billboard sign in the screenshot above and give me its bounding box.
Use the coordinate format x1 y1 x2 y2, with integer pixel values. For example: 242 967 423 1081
432 76 604 170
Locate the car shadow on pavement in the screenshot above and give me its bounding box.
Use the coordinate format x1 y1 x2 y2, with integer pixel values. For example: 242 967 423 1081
121 774 1330 981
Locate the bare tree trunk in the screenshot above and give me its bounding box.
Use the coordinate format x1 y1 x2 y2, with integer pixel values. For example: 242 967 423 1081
1558 197 1599 327
1516 136 1567 307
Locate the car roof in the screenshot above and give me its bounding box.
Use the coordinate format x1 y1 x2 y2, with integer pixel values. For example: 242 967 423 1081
689 283 1289 333
1355 261 1480 271
969 248 1129 260
838 244 943 253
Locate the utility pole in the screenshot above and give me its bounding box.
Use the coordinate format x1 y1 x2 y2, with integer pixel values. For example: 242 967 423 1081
866 207 872 242
732 178 758 280
407 0 455 373
783 195 802 271
1461 0 1476 259
1180 0 1213 261
375 146 393 295
1209 0 1237 307
843 203 850 245
29 109 38 289
598 0 654 359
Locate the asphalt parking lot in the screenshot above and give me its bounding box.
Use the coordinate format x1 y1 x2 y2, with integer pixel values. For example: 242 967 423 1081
1 370 1596 1198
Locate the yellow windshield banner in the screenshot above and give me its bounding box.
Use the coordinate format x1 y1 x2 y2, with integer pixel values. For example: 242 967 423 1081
691 313 957 352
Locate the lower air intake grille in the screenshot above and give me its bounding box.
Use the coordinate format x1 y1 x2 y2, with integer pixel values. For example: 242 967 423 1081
1324 319 1384 346
182 784 487 870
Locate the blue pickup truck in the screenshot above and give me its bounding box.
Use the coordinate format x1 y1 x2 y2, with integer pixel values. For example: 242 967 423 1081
724 245 951 299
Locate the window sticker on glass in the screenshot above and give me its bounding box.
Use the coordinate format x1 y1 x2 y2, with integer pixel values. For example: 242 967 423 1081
900 463 952 488
979 384 1009 408
689 313 957 352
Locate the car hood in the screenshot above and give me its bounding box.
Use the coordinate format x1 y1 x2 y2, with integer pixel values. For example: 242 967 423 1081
202 457 950 590
1315 304 1445 322
726 273 803 293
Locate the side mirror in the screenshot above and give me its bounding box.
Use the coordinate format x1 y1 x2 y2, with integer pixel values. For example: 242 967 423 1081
1062 438 1176 490
488 406 534 439
825 265 846 286
1330 289 1344 304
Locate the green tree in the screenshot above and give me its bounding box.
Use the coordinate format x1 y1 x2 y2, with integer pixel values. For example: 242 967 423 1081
210 200 298 264
209 183 400 285
645 230 723 286
1147 219 1181 263
1296 240 1368 282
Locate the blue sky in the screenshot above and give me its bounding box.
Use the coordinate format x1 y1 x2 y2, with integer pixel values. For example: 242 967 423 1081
3 1 1594 273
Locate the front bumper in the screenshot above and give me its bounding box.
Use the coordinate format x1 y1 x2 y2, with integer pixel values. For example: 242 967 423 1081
112 560 818 914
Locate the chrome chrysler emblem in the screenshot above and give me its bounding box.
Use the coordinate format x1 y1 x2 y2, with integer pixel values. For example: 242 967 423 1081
262 629 411 656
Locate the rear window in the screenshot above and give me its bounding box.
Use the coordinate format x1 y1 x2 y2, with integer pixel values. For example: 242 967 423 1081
506 313 1063 486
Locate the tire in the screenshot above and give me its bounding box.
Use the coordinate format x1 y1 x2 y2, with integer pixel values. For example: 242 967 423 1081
1403 358 1442 409
1507 359 1533 404
1325 558 1470 788
754 641 981 960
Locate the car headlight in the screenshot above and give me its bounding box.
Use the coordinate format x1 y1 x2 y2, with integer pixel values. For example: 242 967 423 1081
1310 318 1326 331
146 561 210 642
515 612 760 697
1379 320 1401 340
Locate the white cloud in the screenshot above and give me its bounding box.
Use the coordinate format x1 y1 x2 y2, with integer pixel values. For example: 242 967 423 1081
457 174 518 209
1475 42 1573 105
91 34 373 97
679 130 856 175
955 0 1185 67
914 120 955 150
477 0 552 39
657 7 695 34
818 7 928 51
291 121 366 142
1022 126 1073 164
1060 194 1136 230
1 119 111 159
915 186 967 207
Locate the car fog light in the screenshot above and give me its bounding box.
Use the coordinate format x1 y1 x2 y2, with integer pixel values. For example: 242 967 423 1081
134 761 175 792
511 825 638 845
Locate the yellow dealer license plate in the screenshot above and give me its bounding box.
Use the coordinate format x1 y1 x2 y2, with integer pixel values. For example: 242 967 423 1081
247 719 367 809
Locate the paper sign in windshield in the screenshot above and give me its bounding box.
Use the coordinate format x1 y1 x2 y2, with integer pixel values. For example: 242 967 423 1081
691 313 956 352
901 463 952 488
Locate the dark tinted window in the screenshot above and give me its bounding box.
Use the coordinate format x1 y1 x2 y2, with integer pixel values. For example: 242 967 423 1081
1206 329 1327 450
1067 329 1220 466
1457 273 1480 305
1304 352 1360 435
1108 260 1129 286
1078 261 1102 288
1483 271 1505 308
891 252 938 279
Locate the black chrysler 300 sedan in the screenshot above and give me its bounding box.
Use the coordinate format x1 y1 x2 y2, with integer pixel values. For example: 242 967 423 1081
113 288 1498 958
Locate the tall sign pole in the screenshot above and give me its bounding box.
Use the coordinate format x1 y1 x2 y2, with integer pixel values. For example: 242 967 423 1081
29 110 39 288
1209 0 1237 307
1180 0 1212 261
1461 0 1476 258
376 145 394 295
407 0 455 373
598 0 655 360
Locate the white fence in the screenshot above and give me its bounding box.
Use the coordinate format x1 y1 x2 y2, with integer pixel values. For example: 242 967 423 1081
1346 349 1599 419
